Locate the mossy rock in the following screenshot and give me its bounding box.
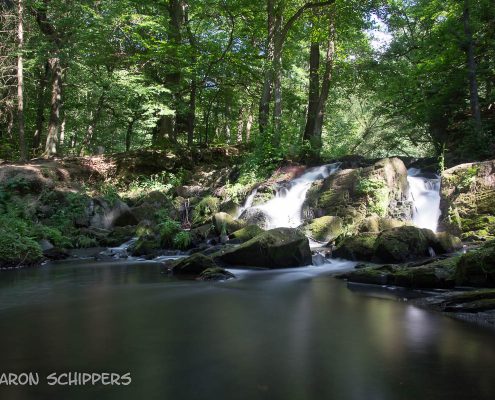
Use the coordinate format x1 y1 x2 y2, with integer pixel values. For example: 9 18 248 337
171 253 218 276
199 267 235 281
456 241 495 287
130 236 161 257
214 227 311 268
435 232 462 253
357 217 407 233
374 226 436 263
230 225 264 242
304 216 343 242
213 212 245 235
333 233 378 261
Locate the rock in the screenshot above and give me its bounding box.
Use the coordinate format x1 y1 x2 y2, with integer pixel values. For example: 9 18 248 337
214 227 311 268
190 224 215 245
199 267 235 281
171 253 218 276
43 247 71 260
89 198 137 229
39 239 54 251
374 226 438 263
440 160 495 241
356 216 407 233
129 236 160 257
238 208 271 229
176 185 208 198
303 216 343 242
213 212 245 235
304 158 410 228
340 257 458 289
334 226 453 263
456 241 495 287
334 233 379 261
435 232 462 253
219 200 239 217
229 225 264 242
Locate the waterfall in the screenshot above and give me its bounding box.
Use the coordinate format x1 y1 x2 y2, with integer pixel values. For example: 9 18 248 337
237 188 258 217
241 164 341 229
407 168 441 232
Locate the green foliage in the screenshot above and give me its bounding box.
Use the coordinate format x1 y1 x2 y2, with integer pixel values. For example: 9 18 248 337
158 218 181 247
173 231 192 250
458 166 479 191
32 225 71 248
356 178 389 217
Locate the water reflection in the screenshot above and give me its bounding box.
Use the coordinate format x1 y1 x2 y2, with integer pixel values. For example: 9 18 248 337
0 261 494 400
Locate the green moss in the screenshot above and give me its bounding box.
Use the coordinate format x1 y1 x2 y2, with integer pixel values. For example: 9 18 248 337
305 216 343 242
456 241 495 287
230 225 264 242
334 233 378 261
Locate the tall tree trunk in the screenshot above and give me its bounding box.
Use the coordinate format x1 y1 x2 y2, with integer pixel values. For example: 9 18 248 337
303 41 321 141
80 91 105 155
187 79 196 146
463 0 482 133
236 108 244 144
33 61 49 150
258 0 276 135
17 0 26 161
303 12 335 160
44 56 62 157
125 116 137 152
246 112 253 142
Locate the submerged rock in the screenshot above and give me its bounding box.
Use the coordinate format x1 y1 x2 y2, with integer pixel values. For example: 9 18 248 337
199 267 235 281
171 253 218 276
214 227 311 268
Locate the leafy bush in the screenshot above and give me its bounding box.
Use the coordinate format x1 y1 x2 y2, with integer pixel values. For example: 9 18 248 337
32 225 71 248
173 231 192 250
0 226 43 268
458 166 479 191
158 218 181 246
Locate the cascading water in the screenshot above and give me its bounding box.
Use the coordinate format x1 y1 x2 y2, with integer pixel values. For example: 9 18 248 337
407 168 441 232
240 164 341 229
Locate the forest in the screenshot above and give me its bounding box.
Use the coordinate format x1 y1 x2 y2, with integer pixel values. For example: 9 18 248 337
1 0 493 165
0 1 495 400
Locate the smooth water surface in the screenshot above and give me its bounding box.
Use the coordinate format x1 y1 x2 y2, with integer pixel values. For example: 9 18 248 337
0 260 494 400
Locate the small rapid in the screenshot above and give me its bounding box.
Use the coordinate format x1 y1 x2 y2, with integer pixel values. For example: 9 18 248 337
407 168 442 232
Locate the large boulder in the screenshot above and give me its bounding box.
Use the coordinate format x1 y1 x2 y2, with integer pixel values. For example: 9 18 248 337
238 208 271 229
89 198 138 229
334 226 458 263
374 226 439 263
440 160 495 241
303 216 344 242
214 227 311 268
356 216 407 233
304 158 411 232
456 241 495 287
334 234 378 261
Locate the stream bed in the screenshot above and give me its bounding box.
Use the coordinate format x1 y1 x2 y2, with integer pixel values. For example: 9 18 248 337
0 259 494 400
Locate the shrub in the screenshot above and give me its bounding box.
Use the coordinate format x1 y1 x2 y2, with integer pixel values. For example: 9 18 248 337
173 231 192 250
158 218 181 246
0 228 43 268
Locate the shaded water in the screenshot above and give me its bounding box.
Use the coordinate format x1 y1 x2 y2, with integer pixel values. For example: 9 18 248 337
0 260 494 400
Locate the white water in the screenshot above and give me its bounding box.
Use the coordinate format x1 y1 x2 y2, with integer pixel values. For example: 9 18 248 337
242 164 341 229
237 188 258 217
407 168 441 232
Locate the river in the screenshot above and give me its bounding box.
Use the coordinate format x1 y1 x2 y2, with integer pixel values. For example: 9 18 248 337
0 259 494 399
